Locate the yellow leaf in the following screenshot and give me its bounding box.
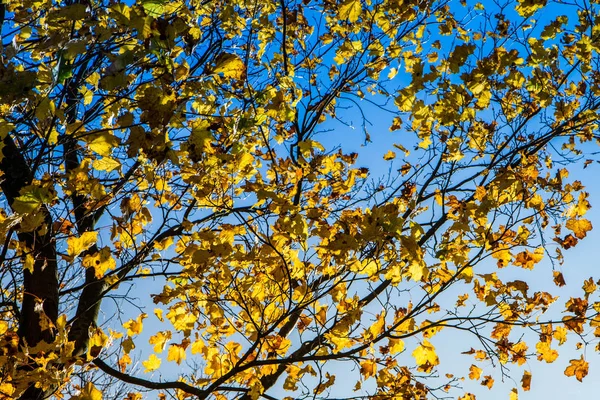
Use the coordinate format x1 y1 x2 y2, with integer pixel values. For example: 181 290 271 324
123 313 147 336
314 372 335 395
142 354 162 372
338 0 362 23
249 381 264 400
360 359 377 379
191 338 205 354
554 326 567 345
582 277 597 296
67 232 98 259
24 253 35 273
515 0 547 17
87 132 119 156
93 157 121 172
82 247 116 278
564 355 588 381
80 87 94 105
412 339 439 372
510 388 519 400
468 364 482 380
368 312 386 339
0 382 14 397
315 304 328 326
167 344 187 365
513 248 544 269
88 328 109 350
154 308 164 322
388 338 405 353
118 353 132 372
535 341 558 363
481 375 494 389
400 235 427 281
324 331 353 352
566 218 593 239
265 335 291 356
78 382 103 400
213 53 245 79
149 330 171 353
383 150 396 160
122 337 135 354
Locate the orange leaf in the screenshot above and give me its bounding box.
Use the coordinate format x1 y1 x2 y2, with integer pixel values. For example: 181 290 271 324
468 364 482 380
521 370 532 391
564 355 589 381
566 218 593 239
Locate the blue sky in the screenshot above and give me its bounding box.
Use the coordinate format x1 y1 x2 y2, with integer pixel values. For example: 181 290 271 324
275 97 600 399
54 0 600 398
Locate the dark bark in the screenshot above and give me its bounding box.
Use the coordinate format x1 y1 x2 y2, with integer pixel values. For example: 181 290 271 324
1 135 59 400
62 54 107 358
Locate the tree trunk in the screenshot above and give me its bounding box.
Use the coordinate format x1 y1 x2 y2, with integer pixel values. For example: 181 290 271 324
1 135 59 400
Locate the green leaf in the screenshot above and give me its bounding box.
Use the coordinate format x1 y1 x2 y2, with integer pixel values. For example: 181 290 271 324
142 0 166 17
12 186 55 214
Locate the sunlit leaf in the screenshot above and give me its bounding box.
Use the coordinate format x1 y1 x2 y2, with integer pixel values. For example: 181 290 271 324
564 356 589 381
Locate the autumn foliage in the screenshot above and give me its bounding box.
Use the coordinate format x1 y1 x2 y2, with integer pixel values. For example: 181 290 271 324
1 0 600 399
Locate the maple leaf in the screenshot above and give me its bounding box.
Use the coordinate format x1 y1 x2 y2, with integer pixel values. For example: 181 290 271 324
123 313 147 337
535 341 558 363
93 157 121 172
167 344 187 365
564 356 589 381
513 248 544 269
510 388 519 400
553 271 567 287
149 331 171 353
74 382 103 400
388 338 405 353
582 277 597 298
142 354 162 372
213 53 245 79
515 0 548 17
0 382 14 398
82 247 116 278
412 340 439 372
566 218 593 239
338 0 361 22
468 364 482 380
85 131 120 156
383 150 396 160
66 232 98 260
360 359 377 379
12 193 43 214
314 373 335 395
481 375 494 389
553 326 568 345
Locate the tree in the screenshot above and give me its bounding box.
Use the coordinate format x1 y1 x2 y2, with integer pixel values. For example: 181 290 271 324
1 0 600 398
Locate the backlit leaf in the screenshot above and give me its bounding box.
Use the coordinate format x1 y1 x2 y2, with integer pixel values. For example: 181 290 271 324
564 356 588 381
213 53 245 79
66 232 98 259
142 354 162 372
338 0 362 22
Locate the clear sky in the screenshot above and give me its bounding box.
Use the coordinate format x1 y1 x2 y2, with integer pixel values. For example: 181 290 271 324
278 98 600 399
